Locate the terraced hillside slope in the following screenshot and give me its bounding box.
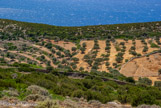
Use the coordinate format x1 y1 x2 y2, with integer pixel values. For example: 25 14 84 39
0 38 161 83
1 19 161 107
0 19 161 84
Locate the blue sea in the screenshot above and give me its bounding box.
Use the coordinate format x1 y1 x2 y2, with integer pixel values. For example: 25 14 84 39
0 0 161 26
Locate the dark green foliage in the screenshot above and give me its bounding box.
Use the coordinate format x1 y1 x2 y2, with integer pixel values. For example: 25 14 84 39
72 90 85 98
131 51 137 56
71 47 77 52
82 42 87 48
158 69 161 75
105 62 110 67
0 58 6 64
105 46 110 51
0 66 161 106
61 59 67 64
93 44 100 50
45 43 53 49
53 45 64 51
1 19 161 41
46 66 53 72
51 49 56 54
155 36 161 45
126 77 135 83
150 43 159 48
130 46 136 50
143 46 148 52
108 68 122 77
120 42 125 46
40 55 45 60
154 81 161 87
72 64 77 69
80 47 86 54
79 67 84 71
18 67 35 72
72 57 79 63
64 50 71 57
56 51 62 57
116 56 123 63
132 91 156 106
93 39 100 50
4 43 17 50
116 52 124 63
138 77 152 85
86 59 93 66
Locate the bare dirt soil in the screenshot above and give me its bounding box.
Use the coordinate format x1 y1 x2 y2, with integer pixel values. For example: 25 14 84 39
1 38 160 83
74 40 94 71
32 44 52 54
97 40 108 72
50 40 76 51
146 39 159 53
134 77 161 86
120 53 161 78
116 39 133 63
135 39 144 55
109 41 117 67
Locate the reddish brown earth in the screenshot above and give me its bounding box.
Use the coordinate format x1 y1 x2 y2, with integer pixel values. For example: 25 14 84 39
109 41 117 67
97 40 107 72
1 38 161 83
49 40 76 51
120 53 161 84
74 40 94 71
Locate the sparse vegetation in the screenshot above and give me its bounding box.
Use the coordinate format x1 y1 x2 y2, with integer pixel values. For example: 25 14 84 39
0 19 161 107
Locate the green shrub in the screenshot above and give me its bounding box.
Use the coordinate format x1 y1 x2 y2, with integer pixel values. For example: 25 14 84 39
150 43 159 48
36 99 60 108
27 85 49 96
132 91 156 106
45 43 53 49
126 77 135 83
72 89 85 98
25 94 49 101
71 47 77 52
79 67 84 71
138 77 152 85
18 67 35 72
158 69 161 75
154 81 161 87
2 90 19 97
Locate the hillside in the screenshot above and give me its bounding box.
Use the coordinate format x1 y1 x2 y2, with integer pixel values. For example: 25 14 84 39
0 64 161 108
0 19 161 107
0 19 161 81
0 19 161 41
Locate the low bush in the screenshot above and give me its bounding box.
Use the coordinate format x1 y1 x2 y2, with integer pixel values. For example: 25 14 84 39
27 85 49 96
0 64 161 107
36 99 60 108
25 94 49 101
138 77 152 85
150 43 159 48
154 81 161 87
2 90 19 97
